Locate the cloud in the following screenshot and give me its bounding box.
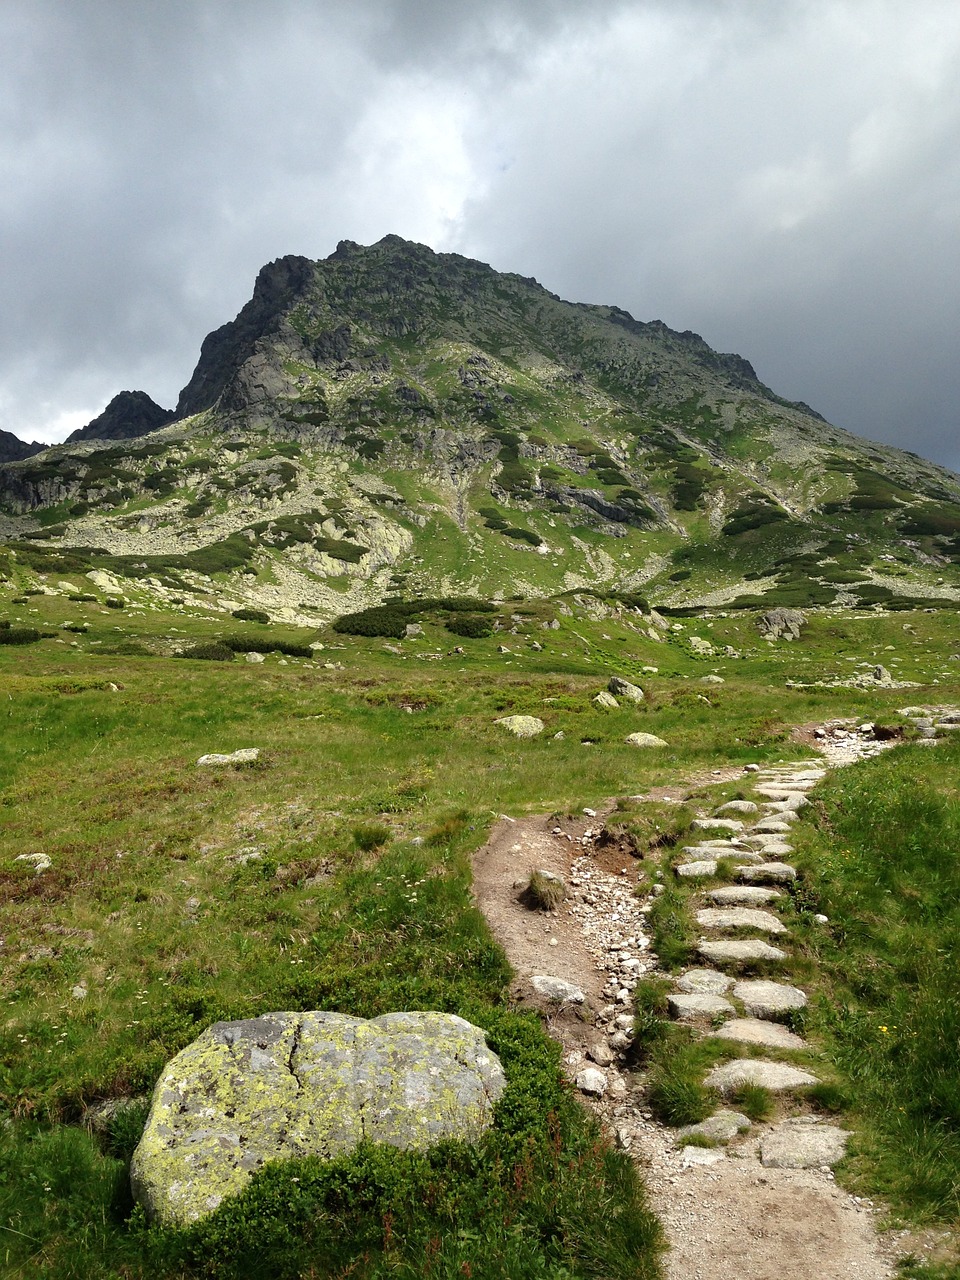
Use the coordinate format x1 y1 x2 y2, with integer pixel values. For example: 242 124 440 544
1 0 959 472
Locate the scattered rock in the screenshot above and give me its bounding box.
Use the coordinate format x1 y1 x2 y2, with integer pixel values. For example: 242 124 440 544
495 715 544 738
197 748 260 766
593 691 619 710
700 674 725 684
15 852 52 873
681 1145 725 1166
245 652 265 664
608 676 645 702
131 1011 506 1226
624 732 668 748
576 1067 608 1096
530 975 585 1003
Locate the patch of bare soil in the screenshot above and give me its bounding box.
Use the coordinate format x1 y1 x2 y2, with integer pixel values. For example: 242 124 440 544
472 778 899 1280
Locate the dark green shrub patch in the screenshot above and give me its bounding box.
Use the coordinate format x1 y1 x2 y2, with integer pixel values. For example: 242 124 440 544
445 613 494 638
231 608 270 624
179 641 236 661
0 626 41 645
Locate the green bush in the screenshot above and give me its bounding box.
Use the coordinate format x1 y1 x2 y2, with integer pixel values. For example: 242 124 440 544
105 597 126 609
179 642 236 661
446 614 494 639
231 608 271 624
503 527 543 547
0 626 41 645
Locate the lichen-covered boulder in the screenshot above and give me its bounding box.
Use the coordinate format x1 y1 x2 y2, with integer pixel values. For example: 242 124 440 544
495 715 544 738
131 1010 506 1226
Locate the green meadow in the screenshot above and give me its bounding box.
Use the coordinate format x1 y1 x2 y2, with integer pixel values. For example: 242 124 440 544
1 584 959 1277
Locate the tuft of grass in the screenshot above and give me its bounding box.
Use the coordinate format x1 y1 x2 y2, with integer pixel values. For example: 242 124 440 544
352 823 392 853
647 1055 716 1126
648 871 695 971
728 1082 774 1123
521 869 567 911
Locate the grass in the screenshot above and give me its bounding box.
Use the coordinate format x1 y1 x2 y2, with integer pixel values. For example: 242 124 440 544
1 583 960 1271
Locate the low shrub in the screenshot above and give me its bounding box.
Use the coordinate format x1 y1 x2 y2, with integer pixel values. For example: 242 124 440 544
105 597 125 609
231 607 270 624
520 869 567 912
179 642 235 661
0 626 41 645
352 823 392 852
445 613 493 638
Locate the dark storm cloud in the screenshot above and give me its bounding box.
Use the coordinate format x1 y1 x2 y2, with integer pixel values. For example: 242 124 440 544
2 0 959 472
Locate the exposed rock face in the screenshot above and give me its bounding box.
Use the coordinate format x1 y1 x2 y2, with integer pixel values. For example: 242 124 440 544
131 1010 506 1227
66 391 174 443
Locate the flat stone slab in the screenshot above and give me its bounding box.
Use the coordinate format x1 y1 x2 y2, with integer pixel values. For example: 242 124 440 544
707 886 782 906
713 1018 807 1050
741 839 795 858
695 907 786 935
751 817 795 834
131 1011 505 1226
705 1058 819 1094
676 860 718 878
732 979 807 1018
197 748 260 766
717 800 759 815
667 993 736 1021
531 975 585 1003
737 862 797 884
675 968 733 995
681 1146 725 1167
678 1109 752 1143
760 1119 850 1168
692 818 744 832
697 939 786 965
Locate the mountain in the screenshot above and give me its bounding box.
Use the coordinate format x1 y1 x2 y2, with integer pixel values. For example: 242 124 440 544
0 428 44 465
66 391 174 443
1 234 959 622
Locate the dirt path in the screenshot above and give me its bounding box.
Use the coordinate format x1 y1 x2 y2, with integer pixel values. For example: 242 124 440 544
472 749 901 1280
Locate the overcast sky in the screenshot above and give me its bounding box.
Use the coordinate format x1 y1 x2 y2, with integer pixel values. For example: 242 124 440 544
3 0 959 472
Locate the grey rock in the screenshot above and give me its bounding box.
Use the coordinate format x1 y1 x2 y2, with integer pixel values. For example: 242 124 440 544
667 993 735 1021
131 1011 505 1226
576 1067 608 1096
732 979 807 1018
706 886 782 906
678 1109 752 1143
700 674 725 684
196 748 260 766
676 859 718 879
245 651 266 664
531 975 585 1003
681 1145 725 1166
717 800 759 815
751 817 795 834
705 1059 818 1093
712 1018 807 1050
593 691 619 710
495 715 544 738
587 1040 615 1067
737 861 797 884
757 608 806 641
624 732 669 748
608 676 645 703
692 817 744 832
675 968 733 995
760 1119 851 1168
695 907 786 935
697 939 786 965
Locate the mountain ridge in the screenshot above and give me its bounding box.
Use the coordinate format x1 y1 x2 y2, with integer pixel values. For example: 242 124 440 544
2 235 959 623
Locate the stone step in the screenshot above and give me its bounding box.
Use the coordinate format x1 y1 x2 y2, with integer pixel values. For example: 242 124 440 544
706 885 782 906
667 992 735 1021
697 939 786 965
732 978 807 1018
717 800 759 815
695 907 786 935
751 816 796 834
736 861 797 884
692 817 745 833
740 839 794 858
675 968 733 994
760 1118 850 1169
677 1109 751 1143
705 1058 819 1094
711 1017 807 1050
676 859 717 879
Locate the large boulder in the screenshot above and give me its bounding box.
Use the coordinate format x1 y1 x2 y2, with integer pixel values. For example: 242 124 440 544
131 1011 506 1226
757 608 805 641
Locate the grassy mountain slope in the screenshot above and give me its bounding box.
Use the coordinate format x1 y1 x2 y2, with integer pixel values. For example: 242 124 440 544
1 235 959 624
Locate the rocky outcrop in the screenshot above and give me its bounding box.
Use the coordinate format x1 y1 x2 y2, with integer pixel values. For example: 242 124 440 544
757 608 806 641
131 1010 506 1226
0 428 44 464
